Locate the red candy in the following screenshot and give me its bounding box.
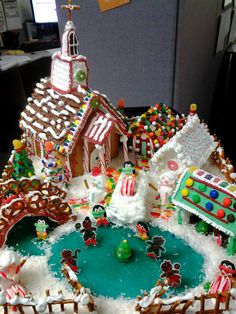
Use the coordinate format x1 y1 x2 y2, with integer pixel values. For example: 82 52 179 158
223 198 232 207
217 209 226 218
167 160 179 171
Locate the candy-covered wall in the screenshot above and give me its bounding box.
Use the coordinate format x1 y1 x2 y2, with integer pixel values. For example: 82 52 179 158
56 0 224 121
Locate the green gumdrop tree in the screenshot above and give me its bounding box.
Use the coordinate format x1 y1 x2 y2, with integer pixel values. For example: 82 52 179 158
12 141 35 180
115 240 132 261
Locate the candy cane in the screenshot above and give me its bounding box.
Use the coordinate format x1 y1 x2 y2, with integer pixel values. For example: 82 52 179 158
123 140 129 162
105 135 112 164
98 145 107 176
149 138 154 157
83 138 90 173
132 135 137 164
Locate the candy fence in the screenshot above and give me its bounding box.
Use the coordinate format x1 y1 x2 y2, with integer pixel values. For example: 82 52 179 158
0 289 94 314
135 291 232 314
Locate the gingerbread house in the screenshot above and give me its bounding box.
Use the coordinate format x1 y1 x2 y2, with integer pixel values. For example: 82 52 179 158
19 3 128 181
149 112 217 179
128 103 186 159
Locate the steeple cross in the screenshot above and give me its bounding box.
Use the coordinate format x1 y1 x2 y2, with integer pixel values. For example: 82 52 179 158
61 0 80 21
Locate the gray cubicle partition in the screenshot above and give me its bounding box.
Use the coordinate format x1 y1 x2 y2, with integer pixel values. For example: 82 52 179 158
56 0 225 121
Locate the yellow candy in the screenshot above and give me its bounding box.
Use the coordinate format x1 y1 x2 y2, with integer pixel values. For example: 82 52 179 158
82 105 87 109
136 122 140 127
181 189 189 197
189 166 198 173
67 134 73 140
154 139 158 144
190 103 197 111
186 178 194 187
12 139 23 150
74 120 79 125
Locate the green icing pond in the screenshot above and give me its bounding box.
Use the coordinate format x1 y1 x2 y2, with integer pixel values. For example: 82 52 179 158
7 218 205 299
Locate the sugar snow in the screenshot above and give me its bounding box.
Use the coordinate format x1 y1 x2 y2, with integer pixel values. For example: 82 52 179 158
1 155 235 314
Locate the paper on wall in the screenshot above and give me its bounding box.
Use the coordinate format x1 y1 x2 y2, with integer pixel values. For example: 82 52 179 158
0 1 7 32
2 0 22 30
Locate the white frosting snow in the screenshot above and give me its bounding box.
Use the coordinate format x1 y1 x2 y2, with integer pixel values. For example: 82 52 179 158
107 171 149 224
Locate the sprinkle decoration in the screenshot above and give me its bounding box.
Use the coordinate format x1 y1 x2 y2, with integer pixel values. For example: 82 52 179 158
128 103 186 157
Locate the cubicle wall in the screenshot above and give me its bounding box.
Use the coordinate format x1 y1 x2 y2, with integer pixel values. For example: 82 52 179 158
56 0 224 121
56 0 178 111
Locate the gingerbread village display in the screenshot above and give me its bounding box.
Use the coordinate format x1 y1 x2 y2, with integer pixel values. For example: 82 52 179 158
1 2 236 314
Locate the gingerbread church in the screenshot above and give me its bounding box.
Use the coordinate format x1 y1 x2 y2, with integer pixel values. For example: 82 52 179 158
19 2 128 182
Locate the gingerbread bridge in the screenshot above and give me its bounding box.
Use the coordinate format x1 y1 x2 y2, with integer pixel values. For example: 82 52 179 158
0 178 73 247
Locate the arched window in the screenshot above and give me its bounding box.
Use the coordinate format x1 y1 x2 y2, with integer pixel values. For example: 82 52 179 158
69 31 79 57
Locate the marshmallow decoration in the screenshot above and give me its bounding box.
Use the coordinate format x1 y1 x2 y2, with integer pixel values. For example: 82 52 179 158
50 19 89 94
107 171 149 224
149 114 217 180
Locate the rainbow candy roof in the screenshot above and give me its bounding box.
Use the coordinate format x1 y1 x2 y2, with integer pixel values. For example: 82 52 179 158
128 103 186 150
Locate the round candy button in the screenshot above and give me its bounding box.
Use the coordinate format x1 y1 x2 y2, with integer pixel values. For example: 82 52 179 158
186 179 194 187
227 214 235 223
205 202 213 211
217 209 225 218
210 190 219 199
167 160 178 171
181 189 189 197
223 197 232 207
198 183 207 192
192 194 200 203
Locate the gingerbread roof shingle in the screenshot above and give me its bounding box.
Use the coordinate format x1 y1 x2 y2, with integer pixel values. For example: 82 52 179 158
20 77 127 154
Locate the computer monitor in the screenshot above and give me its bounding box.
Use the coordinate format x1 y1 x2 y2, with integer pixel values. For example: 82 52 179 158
31 0 58 24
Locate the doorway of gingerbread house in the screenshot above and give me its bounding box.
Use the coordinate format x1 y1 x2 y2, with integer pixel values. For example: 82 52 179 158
151 149 183 179
6 217 59 256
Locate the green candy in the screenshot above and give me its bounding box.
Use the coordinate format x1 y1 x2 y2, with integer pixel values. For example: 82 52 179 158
198 183 207 192
75 70 86 82
192 194 200 203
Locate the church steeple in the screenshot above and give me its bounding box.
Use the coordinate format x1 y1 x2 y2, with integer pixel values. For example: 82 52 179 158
50 0 89 94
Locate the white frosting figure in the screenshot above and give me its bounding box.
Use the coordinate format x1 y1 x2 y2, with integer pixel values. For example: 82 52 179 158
89 167 106 205
0 250 27 312
158 171 177 205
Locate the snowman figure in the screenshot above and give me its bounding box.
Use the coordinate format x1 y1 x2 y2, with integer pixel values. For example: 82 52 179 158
89 167 106 205
158 171 177 205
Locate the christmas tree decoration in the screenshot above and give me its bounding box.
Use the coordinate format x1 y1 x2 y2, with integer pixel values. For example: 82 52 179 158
42 141 65 185
12 139 35 180
115 239 133 262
